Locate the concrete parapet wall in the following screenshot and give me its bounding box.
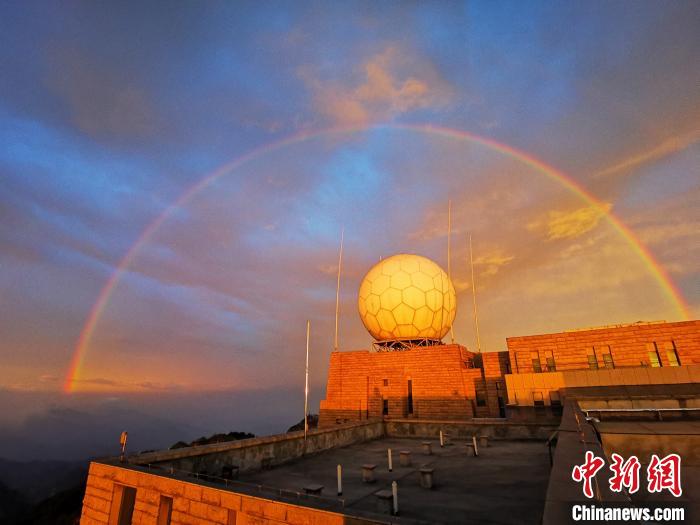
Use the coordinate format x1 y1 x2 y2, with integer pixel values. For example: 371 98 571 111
385 418 557 441
130 420 384 477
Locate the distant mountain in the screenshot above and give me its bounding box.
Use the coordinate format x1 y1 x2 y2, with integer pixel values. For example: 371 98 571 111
16 482 85 525
170 430 255 449
287 414 319 433
0 480 29 524
0 458 86 504
0 458 86 525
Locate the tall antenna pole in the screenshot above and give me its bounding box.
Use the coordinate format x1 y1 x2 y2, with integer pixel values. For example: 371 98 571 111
469 234 482 353
448 200 454 343
334 227 344 352
304 320 310 443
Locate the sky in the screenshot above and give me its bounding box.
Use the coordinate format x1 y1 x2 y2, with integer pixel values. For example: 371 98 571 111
0 2 698 458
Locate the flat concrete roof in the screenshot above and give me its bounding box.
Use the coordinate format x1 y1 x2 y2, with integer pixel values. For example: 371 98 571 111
238 437 551 525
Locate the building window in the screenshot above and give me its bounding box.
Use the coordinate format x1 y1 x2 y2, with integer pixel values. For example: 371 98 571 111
476 391 487 407
664 342 680 367
228 510 237 525
531 351 542 373
587 347 598 370
383 379 389 387
108 484 136 525
600 346 614 369
647 342 662 367
382 398 389 415
549 391 561 406
407 379 413 414
157 496 173 525
533 392 545 407
545 350 555 372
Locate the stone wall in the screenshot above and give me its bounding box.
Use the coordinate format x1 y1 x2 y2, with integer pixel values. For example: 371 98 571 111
473 351 510 418
319 344 508 427
131 420 384 477
80 462 385 525
507 320 700 374
385 418 557 441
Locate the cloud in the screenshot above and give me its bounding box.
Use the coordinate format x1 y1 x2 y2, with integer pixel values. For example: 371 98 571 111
529 203 613 240
71 377 191 393
474 253 515 277
44 45 157 139
595 129 700 179
301 46 453 125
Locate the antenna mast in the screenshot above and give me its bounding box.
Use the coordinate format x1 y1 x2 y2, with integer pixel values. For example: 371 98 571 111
334 227 344 352
448 200 454 344
304 320 310 443
469 234 482 353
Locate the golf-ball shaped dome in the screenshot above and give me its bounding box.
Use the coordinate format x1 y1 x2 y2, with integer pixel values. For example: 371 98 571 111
358 253 456 341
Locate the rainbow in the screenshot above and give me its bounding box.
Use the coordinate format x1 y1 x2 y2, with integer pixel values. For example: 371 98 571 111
63 124 691 392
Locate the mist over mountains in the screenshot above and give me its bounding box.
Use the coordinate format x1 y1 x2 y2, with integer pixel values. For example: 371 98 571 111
0 386 323 523
0 386 324 462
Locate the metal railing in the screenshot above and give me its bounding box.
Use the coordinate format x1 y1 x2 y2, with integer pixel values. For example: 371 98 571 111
583 407 700 421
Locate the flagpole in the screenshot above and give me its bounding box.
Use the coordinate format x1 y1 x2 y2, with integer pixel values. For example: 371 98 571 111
469 234 482 353
448 200 454 344
334 227 344 352
304 320 310 443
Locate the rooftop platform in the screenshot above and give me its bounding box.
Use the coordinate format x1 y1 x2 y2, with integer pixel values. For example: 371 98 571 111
235 436 551 524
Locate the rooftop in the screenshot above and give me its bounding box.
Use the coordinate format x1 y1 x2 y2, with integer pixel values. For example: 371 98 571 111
237 437 550 524
128 436 551 524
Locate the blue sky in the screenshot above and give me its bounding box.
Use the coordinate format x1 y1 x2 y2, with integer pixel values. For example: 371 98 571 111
0 1 698 399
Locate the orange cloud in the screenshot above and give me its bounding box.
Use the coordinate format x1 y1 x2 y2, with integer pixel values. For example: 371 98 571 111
302 46 453 125
474 253 515 276
529 203 613 240
595 129 700 179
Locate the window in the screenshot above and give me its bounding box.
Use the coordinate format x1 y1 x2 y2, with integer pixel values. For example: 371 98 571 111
228 510 237 525
533 392 545 407
476 391 487 407
544 350 555 372
496 383 506 417
600 346 614 369
647 342 662 367
108 484 136 525
587 347 598 370
549 391 561 406
157 496 173 525
407 379 413 414
382 398 389 415
382 378 389 387
531 351 542 373
664 341 680 367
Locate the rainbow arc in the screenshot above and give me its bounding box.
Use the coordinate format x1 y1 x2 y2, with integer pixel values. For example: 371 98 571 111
63 124 690 392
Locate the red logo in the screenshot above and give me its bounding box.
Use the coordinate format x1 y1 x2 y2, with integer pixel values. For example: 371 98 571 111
572 452 682 499
647 453 682 497
572 451 605 498
608 453 641 494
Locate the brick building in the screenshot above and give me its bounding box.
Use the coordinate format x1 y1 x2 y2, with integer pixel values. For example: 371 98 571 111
504 319 700 407
320 320 700 425
507 320 700 374
318 344 511 427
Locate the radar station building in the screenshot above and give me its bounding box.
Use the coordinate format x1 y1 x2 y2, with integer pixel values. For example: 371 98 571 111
320 254 700 427
78 253 700 525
